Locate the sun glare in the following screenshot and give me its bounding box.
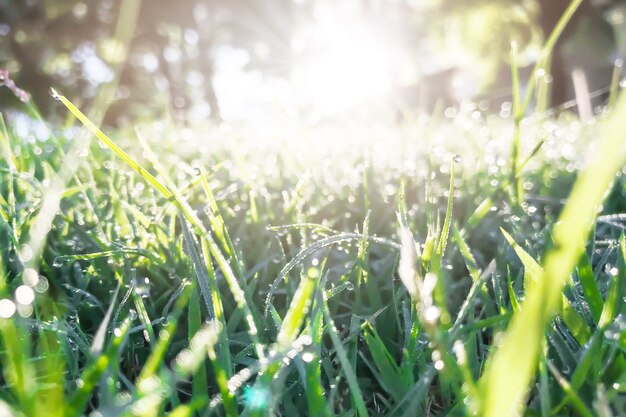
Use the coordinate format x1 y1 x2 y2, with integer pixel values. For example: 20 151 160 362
292 22 392 114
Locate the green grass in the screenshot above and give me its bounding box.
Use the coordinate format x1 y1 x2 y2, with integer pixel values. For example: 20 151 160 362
2 5 626 415
1 87 625 417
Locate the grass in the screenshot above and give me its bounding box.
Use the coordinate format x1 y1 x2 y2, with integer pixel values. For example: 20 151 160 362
2 4 626 416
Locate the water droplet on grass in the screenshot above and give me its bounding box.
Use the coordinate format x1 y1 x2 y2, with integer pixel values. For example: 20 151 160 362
0 299 16 318
49 87 61 101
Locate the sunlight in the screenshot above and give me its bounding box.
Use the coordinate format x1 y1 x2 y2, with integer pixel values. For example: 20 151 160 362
292 21 392 114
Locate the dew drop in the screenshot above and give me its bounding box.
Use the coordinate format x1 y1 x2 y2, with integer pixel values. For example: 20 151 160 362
0 299 16 318
49 87 61 101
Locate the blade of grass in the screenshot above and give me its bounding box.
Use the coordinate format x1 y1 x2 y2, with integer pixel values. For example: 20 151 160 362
576 251 604 324
187 283 209 413
90 283 121 356
302 288 329 417
65 316 133 417
322 296 369 417
265 232 399 315
501 228 591 343
249 271 317 416
546 361 595 417
362 322 409 401
510 41 523 205
478 84 626 417
608 59 623 109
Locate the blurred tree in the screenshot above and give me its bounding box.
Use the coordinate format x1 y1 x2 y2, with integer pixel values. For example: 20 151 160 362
543 0 617 104
422 0 620 106
0 0 299 124
0 1 117 112
0 0 622 121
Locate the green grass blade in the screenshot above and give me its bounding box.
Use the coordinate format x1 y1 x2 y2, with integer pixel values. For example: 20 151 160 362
362 323 408 401
322 297 369 417
302 296 328 417
276 274 316 348
576 251 604 324
434 156 456 265
520 0 583 113
187 285 210 413
51 89 173 200
181 218 216 320
478 86 626 417
598 238 623 329
502 228 590 343
137 282 192 384
501 228 541 291
546 361 595 417
265 233 399 314
90 283 121 356
56 92 264 360
65 316 133 417
609 59 623 109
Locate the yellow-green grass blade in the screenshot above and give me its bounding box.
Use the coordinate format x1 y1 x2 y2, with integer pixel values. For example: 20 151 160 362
53 249 163 266
0 113 18 245
303 294 329 417
0 312 36 416
501 228 591 344
276 274 316 349
199 168 240 270
249 271 318 414
501 229 540 291
354 211 372 307
430 156 456 326
478 87 626 417
51 89 172 200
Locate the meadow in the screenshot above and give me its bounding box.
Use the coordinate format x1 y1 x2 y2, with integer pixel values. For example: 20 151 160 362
1 4 626 416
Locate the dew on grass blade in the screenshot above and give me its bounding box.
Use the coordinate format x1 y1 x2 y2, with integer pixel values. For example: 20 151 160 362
49 87 61 101
133 277 151 298
0 299 16 318
15 285 35 305
22 268 39 286
244 385 271 411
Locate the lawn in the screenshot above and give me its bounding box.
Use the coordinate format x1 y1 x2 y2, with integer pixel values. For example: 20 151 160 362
0 82 625 417
1 2 626 415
